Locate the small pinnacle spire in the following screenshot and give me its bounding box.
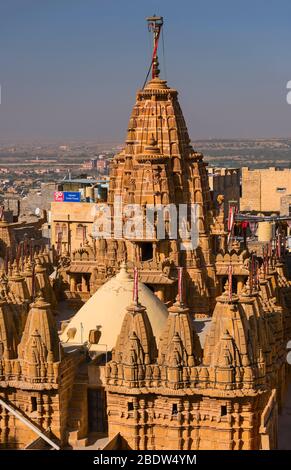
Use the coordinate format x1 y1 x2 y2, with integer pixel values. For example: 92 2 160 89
35 288 45 302
120 260 127 271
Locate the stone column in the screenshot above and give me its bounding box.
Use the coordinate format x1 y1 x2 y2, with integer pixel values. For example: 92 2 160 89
70 275 77 292
82 275 88 292
153 242 157 263
237 276 245 294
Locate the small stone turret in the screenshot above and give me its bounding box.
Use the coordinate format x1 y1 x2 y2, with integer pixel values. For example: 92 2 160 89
203 283 262 390
34 256 57 309
238 278 272 385
18 293 61 383
21 258 34 299
158 299 202 388
106 299 157 388
0 296 19 364
7 261 30 302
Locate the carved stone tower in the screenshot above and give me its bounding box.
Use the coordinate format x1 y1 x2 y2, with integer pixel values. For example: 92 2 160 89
97 16 217 316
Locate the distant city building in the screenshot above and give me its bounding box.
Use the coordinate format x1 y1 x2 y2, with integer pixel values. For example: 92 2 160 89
59 145 70 151
50 178 109 259
96 158 107 173
82 155 109 173
51 201 96 256
240 167 291 214
82 158 97 170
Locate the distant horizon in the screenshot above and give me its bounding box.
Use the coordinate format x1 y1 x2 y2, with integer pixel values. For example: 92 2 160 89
1 1 291 142
1 136 291 146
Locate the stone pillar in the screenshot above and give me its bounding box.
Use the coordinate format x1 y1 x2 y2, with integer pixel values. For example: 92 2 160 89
153 242 157 263
237 276 245 294
82 275 88 293
70 275 77 292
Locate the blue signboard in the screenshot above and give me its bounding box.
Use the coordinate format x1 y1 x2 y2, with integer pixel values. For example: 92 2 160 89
63 191 81 202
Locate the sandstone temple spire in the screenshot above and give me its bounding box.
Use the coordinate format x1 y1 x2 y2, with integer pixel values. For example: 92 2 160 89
104 16 217 317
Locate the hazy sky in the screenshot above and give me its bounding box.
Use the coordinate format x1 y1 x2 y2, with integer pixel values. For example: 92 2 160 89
0 0 291 142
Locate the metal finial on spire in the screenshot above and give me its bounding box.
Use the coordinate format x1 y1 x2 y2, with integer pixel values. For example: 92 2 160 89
146 15 163 79
133 267 139 304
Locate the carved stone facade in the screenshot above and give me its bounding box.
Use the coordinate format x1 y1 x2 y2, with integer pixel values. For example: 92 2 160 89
105 266 288 449
61 77 218 317
0 254 77 449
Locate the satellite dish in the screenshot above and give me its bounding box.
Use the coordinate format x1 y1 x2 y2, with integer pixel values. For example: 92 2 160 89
35 207 40 216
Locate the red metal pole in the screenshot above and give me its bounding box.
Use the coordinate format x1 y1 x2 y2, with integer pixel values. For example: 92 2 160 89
178 267 183 304
228 264 233 301
133 267 139 304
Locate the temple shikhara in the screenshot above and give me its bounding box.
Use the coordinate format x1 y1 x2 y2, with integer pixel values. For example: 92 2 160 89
0 16 290 450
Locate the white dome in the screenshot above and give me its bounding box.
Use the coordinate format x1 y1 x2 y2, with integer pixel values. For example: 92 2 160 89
60 264 168 351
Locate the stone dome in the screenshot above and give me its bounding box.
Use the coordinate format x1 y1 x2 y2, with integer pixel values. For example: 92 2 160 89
60 263 168 351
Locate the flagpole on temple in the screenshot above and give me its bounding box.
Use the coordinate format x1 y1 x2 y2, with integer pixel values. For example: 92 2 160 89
228 264 233 301
178 266 183 304
142 15 163 87
133 267 139 304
